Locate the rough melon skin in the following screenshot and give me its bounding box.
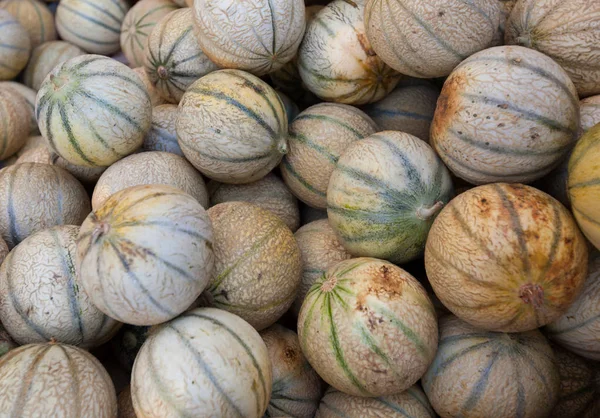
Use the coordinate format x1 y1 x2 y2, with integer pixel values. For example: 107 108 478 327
364 0 500 78
0 342 118 417
76 184 214 326
23 40 85 91
0 226 122 348
0 10 31 81
193 0 306 76
0 87 30 160
133 67 168 107
298 257 438 397
425 183 588 333
490 0 517 46
580 95 600 131
141 104 183 155
0 82 39 134
422 315 559 418
36 55 153 168
0 0 56 49
131 307 273 418
506 0 600 97
177 69 288 184
431 45 580 185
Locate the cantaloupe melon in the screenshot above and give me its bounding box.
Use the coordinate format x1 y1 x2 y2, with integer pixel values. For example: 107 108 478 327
425 183 588 333
431 45 580 184
298 257 438 397
0 86 30 160
141 104 182 155
0 0 56 49
0 10 31 81
118 386 137 418
580 96 600 131
131 307 272 418
23 40 85 91
0 82 39 134
76 184 214 325
133 67 168 107
15 134 45 157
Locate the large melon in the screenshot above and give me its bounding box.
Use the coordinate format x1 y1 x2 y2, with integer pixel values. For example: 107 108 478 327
133 67 168 107
141 104 182 155
0 10 31 81
0 82 39 134
0 0 56 49
425 183 588 332
580 95 600 131
23 40 85 91
0 86 30 160
298 257 438 397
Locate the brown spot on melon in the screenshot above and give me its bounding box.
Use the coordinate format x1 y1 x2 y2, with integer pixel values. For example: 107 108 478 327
519 283 544 309
432 73 467 136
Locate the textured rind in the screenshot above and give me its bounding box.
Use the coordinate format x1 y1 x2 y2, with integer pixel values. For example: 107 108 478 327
0 226 122 348
431 45 580 184
0 82 40 134
298 257 438 397
364 0 500 78
425 183 588 332
0 0 56 49
0 87 30 160
580 95 600 132
133 67 168 107
23 41 85 91
118 386 137 418
422 315 559 418
131 307 272 418
193 0 306 76
490 0 517 46
0 343 118 417
0 10 31 80
142 104 183 155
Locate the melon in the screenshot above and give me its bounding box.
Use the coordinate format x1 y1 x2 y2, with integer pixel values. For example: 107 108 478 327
56 0 129 55
118 386 137 418
281 102 378 209
0 0 56 49
131 307 272 418
144 8 219 104
425 183 588 333
91 151 209 210
364 0 500 78
431 45 580 184
0 236 7 266
177 69 288 184
506 0 600 97
0 324 15 357
133 67 168 107
0 225 122 348
16 134 46 157
298 0 402 105
0 86 30 160
0 342 117 417
36 54 153 168
202 202 302 330
23 40 85 91
580 96 600 131
422 314 559 418
0 10 31 81
0 163 91 249
328 131 454 264
120 0 178 68
260 324 323 418
141 104 182 155
208 173 300 232
192 0 306 76
0 82 39 134
298 257 438 397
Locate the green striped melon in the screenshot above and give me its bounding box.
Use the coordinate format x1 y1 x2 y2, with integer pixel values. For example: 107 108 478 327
144 8 219 104
192 0 305 76
23 40 85 91
120 0 178 68
422 315 559 418
0 0 56 49
110 323 155 371
118 386 137 418
276 90 300 124
0 342 117 417
431 45 580 184
0 82 39 134
76 184 214 326
0 10 31 81
131 307 272 418
36 54 153 168
506 0 600 97
298 0 402 105
260 324 323 418
0 225 122 348
203 202 302 330
298 257 438 397
0 86 30 160
364 0 500 78
281 103 377 209
0 324 15 357
425 183 588 333
133 66 168 107
177 69 288 184
580 95 600 131
142 104 182 155
328 131 454 264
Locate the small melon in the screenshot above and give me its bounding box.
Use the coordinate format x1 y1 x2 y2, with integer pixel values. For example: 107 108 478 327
133 67 168 107
141 104 183 155
0 82 39 134
0 86 30 160
580 96 600 131
0 10 31 81
23 40 85 91
0 0 56 49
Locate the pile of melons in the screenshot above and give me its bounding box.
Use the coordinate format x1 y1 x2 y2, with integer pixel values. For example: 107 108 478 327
0 0 599 417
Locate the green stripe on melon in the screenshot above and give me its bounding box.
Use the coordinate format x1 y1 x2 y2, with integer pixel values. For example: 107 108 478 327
0 10 31 81
0 0 56 49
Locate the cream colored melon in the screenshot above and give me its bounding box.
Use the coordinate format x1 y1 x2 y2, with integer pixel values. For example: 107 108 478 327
0 86 30 160
580 95 600 131
23 40 85 91
0 236 7 267
142 104 182 155
17 134 46 156
0 0 56 49
0 10 31 80
0 82 38 134
133 67 168 107
118 386 136 418
0 324 15 357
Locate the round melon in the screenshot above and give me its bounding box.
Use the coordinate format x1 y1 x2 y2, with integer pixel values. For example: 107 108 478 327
0 82 39 134
422 314 559 418
16 134 46 156
364 0 500 78
0 225 122 348
131 307 272 418
0 324 15 357
580 96 600 131
118 386 137 418
298 257 438 397
298 0 402 105
144 8 219 104
36 54 153 168
0 342 117 417
0 86 30 160
425 183 589 333
91 151 209 210
203 202 302 330
281 102 378 209
23 40 85 91
506 0 600 97
431 45 580 184
76 184 214 326
192 0 305 76
133 67 168 107
0 0 56 49
260 324 323 418
141 104 183 155
56 0 129 55
208 173 300 232
0 163 91 249
328 131 454 264
177 69 288 184
0 10 31 81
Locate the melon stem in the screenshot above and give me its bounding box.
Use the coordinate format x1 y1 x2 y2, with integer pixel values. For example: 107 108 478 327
416 201 444 220
91 222 110 244
516 34 533 48
277 138 288 155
